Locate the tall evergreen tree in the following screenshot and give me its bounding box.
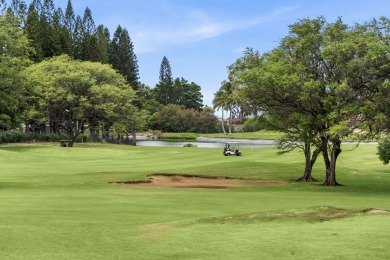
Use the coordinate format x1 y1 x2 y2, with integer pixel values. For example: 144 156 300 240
96 25 110 63
53 7 71 56
72 15 84 59
154 56 174 105
25 2 43 61
41 0 54 23
81 7 98 61
30 0 42 14
39 0 56 58
9 0 27 26
64 0 75 57
109 25 139 90
0 1 6 13
82 7 95 35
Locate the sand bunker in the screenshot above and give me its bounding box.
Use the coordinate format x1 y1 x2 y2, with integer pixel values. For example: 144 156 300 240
111 174 286 189
362 208 390 214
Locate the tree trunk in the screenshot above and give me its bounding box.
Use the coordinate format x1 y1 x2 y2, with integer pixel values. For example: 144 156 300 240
25 120 30 133
102 125 110 140
68 136 75 147
322 137 342 186
68 128 76 147
90 127 97 141
131 129 137 146
228 108 232 134
221 108 226 134
295 143 320 182
116 133 121 144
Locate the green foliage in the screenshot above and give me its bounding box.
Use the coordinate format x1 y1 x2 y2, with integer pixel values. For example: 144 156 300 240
213 80 239 134
233 17 390 185
82 33 100 62
95 25 110 63
154 56 174 105
24 2 43 61
154 104 218 133
161 132 199 140
0 131 69 144
378 138 390 164
0 131 25 143
0 10 33 130
242 116 267 132
202 130 283 140
183 143 197 147
153 57 203 109
22 55 137 142
173 77 203 110
109 25 139 90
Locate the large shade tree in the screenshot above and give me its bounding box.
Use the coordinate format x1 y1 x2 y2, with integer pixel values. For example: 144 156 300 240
22 55 137 146
232 47 322 182
236 17 390 186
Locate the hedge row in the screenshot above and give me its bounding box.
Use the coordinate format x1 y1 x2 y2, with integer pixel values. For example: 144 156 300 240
0 132 88 144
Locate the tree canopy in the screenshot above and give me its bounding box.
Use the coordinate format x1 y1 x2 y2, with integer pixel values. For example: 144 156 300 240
154 56 204 110
0 10 33 130
231 17 390 185
22 55 136 146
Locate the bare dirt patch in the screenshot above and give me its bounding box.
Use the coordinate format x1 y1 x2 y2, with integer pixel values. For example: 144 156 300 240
111 174 286 189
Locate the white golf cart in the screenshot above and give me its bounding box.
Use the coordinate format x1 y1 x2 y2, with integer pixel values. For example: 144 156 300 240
223 142 242 156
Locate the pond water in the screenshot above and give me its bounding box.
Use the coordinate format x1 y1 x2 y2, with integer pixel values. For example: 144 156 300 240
136 138 275 148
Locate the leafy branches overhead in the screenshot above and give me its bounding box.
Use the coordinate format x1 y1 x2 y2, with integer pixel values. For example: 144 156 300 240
22 55 136 146
232 17 390 185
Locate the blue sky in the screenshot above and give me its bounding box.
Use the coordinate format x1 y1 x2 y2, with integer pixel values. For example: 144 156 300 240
13 0 390 108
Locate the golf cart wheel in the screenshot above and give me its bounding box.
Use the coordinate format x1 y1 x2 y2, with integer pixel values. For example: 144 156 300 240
237 152 242 156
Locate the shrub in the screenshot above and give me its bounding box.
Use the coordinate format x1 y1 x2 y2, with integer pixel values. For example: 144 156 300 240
243 116 265 132
0 131 74 144
183 143 197 147
154 104 218 133
0 131 25 144
378 138 390 165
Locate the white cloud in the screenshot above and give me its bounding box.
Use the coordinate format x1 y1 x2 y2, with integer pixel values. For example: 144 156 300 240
131 4 297 53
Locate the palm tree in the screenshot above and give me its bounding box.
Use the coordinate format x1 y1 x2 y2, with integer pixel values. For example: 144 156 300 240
213 81 237 134
213 88 227 134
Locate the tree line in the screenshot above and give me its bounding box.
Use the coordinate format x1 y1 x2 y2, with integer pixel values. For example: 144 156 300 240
0 0 218 146
216 17 390 185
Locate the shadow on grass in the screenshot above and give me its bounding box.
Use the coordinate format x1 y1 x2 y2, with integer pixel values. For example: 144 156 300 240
197 206 389 224
0 145 48 153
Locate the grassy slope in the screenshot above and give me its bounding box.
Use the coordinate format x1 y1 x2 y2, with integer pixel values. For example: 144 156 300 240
0 143 389 259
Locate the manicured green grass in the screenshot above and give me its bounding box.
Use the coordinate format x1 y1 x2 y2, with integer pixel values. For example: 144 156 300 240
160 132 199 140
0 143 389 259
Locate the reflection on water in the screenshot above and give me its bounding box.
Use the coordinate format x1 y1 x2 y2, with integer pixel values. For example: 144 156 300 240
136 140 275 148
